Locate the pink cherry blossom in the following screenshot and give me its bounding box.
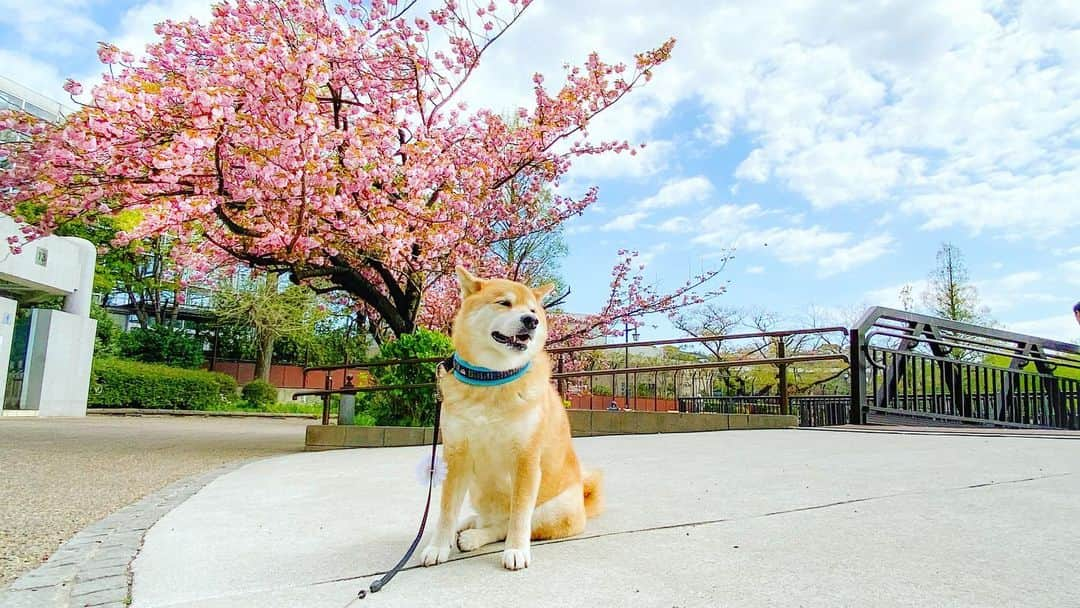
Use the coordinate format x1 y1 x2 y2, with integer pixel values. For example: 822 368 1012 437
62 79 83 96
0 0 710 341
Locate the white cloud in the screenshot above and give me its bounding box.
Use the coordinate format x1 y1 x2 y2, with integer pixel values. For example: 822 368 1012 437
596 174 717 232
638 243 670 267
817 235 895 277
972 271 1065 313
735 225 852 266
0 0 104 55
636 175 714 210
600 211 648 232
1059 260 1080 286
691 203 768 246
864 270 1068 317
565 223 594 236
864 280 931 309
657 216 693 233
110 0 216 56
681 202 894 276
450 0 1080 240
0 51 71 104
565 140 673 182
746 265 765 274
1004 314 1080 344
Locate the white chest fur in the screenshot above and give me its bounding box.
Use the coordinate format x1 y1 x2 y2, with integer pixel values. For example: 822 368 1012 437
439 379 544 490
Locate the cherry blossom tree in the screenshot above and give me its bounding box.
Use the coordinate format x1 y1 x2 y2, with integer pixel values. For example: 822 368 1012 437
1 0 720 342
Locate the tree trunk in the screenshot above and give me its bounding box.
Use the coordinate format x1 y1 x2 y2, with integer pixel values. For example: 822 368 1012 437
254 331 275 383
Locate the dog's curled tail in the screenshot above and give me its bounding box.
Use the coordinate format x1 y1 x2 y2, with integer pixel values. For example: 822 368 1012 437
582 469 604 518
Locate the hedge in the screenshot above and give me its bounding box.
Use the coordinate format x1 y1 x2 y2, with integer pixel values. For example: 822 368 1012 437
241 379 278 407
89 358 238 410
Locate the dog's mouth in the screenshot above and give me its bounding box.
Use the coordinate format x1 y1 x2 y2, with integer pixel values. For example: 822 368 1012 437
491 331 532 351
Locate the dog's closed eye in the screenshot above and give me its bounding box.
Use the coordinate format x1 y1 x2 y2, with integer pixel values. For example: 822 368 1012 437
496 299 512 307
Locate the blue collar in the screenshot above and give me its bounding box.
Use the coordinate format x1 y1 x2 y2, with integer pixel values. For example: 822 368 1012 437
450 353 531 387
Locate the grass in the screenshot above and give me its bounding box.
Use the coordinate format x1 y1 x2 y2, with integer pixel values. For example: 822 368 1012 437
202 400 379 424
200 400 323 416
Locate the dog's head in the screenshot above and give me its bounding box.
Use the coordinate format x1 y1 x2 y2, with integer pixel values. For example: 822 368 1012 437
451 266 554 369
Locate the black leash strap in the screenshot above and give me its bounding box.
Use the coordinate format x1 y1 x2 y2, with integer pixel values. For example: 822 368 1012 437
358 356 452 599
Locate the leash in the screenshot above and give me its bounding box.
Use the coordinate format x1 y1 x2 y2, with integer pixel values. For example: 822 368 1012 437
357 353 531 599
357 355 452 599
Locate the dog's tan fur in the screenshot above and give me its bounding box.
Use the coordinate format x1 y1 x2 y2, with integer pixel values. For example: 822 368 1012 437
419 267 602 571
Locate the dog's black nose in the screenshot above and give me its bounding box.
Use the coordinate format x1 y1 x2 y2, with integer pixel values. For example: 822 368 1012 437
521 314 539 330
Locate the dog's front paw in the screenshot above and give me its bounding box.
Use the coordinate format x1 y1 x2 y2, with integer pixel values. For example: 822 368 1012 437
420 543 451 567
502 547 531 571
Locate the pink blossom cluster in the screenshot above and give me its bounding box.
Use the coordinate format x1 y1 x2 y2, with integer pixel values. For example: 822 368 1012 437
0 0 707 339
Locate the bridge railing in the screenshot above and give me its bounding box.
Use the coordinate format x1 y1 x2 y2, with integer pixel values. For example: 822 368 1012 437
297 328 851 427
850 307 1080 429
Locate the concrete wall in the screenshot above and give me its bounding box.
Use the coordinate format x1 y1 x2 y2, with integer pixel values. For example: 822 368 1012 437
0 216 86 296
305 410 799 450
21 309 97 416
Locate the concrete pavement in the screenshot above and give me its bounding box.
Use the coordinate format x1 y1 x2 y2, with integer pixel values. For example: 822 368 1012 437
130 429 1080 607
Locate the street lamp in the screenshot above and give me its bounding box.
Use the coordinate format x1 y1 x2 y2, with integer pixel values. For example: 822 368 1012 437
623 320 639 409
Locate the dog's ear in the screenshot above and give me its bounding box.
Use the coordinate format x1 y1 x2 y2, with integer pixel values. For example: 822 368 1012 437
455 265 484 297
533 283 555 302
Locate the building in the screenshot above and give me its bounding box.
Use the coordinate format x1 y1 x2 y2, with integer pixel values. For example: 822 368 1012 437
0 215 97 416
0 74 72 124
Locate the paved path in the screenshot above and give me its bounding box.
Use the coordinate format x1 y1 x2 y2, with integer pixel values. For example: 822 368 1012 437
124 429 1079 607
0 416 307 594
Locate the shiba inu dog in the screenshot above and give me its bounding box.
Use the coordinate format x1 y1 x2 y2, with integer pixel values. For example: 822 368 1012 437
419 266 602 571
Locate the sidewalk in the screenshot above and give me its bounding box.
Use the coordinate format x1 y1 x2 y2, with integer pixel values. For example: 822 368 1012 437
124 429 1079 608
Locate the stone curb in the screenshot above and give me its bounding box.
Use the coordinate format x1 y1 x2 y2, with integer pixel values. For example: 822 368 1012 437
0 461 251 608
306 412 800 450
88 408 316 419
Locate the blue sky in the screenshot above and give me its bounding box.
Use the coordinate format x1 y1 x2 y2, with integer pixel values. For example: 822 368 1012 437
2 0 1078 342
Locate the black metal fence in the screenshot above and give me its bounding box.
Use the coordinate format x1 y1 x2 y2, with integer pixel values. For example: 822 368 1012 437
677 395 849 427
850 308 1080 430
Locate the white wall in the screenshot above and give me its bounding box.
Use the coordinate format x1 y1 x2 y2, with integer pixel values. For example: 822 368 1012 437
0 296 17 412
21 309 96 416
0 216 86 296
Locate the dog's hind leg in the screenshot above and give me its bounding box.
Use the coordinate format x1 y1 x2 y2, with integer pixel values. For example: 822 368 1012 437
456 521 507 552
456 514 479 533
530 484 586 541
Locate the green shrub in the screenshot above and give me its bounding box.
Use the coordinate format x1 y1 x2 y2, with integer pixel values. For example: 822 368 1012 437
119 325 204 368
358 328 453 427
90 303 123 358
89 358 237 410
241 379 278 407
590 384 613 396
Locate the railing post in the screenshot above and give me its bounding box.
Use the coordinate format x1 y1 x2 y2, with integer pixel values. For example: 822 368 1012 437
849 328 864 425
777 338 789 416
322 374 333 426
338 374 356 426
556 355 564 397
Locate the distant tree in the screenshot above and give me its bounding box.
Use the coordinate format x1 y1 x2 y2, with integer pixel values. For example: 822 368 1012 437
922 243 988 324
898 284 916 311
47 212 188 329
213 272 324 382
671 304 744 359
